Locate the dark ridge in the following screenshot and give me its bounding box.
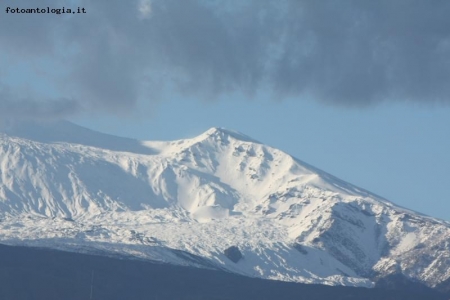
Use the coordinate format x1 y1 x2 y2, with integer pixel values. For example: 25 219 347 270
435 276 450 295
0 244 447 300
375 273 443 297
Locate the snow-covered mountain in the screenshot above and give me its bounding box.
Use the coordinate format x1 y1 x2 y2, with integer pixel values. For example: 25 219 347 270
0 120 449 288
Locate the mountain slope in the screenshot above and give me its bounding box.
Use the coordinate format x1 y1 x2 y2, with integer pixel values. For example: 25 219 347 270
0 121 449 288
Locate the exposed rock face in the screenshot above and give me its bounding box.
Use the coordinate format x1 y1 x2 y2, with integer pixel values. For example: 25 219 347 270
224 246 243 263
293 243 308 255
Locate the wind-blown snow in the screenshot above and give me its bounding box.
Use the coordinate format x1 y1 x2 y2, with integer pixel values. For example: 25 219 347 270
0 121 449 288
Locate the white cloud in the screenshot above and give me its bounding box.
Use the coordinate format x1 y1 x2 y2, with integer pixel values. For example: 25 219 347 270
138 0 152 19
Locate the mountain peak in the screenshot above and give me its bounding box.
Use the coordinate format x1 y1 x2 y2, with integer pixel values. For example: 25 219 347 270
200 127 259 143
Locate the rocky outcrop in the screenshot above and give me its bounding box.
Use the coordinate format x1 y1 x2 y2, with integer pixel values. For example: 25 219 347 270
224 246 242 263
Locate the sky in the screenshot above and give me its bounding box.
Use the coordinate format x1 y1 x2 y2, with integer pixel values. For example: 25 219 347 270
0 0 449 220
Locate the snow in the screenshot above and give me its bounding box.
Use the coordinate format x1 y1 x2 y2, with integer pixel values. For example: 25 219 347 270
0 120 449 288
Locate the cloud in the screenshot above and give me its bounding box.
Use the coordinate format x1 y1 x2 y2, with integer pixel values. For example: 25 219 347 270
272 0 450 106
138 0 152 19
1 0 450 120
0 83 81 120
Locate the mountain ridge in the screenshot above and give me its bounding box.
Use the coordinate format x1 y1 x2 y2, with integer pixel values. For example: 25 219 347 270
0 120 449 289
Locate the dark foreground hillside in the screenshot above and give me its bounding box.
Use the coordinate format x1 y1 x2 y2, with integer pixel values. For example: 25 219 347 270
0 244 446 300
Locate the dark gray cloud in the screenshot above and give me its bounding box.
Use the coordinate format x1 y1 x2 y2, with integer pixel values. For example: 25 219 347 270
1 0 450 119
273 0 450 105
0 84 81 120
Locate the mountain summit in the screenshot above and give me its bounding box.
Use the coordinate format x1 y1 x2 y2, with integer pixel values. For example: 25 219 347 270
0 121 449 289
199 127 260 143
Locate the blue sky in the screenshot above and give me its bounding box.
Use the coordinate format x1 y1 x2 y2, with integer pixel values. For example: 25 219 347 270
1 0 450 220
